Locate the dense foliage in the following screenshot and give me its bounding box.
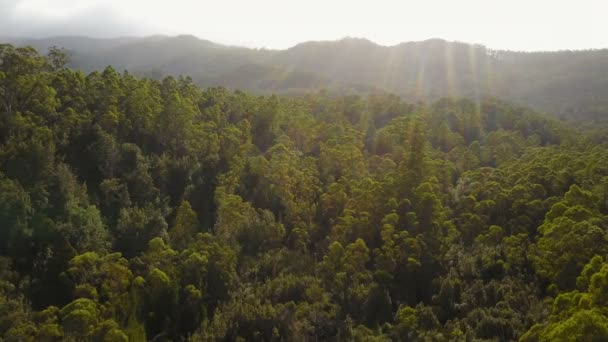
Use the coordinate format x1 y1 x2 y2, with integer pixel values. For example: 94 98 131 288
1 44 607 341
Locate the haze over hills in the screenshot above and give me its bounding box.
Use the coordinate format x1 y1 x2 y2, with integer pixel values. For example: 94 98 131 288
8 35 608 119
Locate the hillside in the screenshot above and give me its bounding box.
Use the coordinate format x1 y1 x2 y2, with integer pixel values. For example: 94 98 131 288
8 35 608 119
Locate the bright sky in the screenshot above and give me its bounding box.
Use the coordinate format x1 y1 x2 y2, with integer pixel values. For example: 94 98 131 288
2 0 607 51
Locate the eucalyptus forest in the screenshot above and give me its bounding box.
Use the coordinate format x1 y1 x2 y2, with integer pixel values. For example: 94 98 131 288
1 44 608 341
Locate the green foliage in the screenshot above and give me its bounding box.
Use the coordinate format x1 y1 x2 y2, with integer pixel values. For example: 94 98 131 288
169 200 199 250
522 257 608 341
0 44 607 341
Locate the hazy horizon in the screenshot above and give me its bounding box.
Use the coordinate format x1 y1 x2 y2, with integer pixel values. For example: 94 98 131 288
7 34 608 54
2 0 607 51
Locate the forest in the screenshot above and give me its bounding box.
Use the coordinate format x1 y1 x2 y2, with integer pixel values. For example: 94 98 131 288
0 44 608 341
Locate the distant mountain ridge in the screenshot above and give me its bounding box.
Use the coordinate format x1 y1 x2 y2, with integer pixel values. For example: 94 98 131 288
7 35 608 119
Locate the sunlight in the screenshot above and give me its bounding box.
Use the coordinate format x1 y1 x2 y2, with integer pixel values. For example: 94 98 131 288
468 43 481 108
444 41 458 98
414 43 427 101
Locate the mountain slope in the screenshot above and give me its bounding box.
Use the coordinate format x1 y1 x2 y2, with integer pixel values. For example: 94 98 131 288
8 35 608 118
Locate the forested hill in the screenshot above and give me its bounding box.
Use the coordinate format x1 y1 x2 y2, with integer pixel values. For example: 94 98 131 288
9 35 608 120
1 44 608 341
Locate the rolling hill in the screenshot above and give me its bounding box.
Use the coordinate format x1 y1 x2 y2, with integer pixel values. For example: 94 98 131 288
8 35 608 119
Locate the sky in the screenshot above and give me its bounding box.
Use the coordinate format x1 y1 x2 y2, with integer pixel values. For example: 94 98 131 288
1 0 607 51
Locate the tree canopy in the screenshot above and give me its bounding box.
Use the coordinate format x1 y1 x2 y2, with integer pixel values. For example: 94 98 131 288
0 44 607 341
